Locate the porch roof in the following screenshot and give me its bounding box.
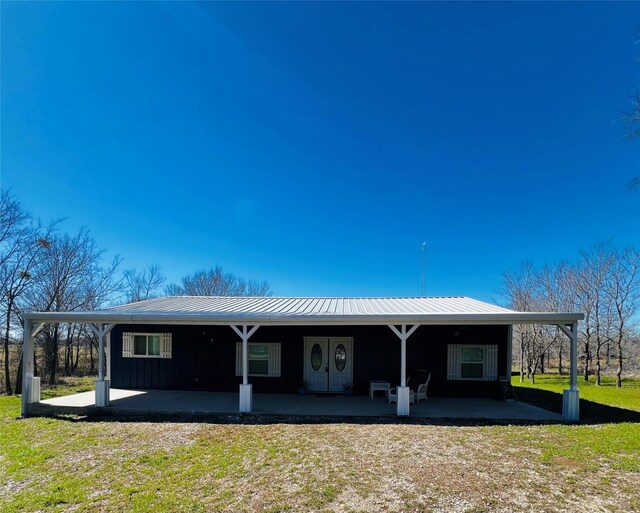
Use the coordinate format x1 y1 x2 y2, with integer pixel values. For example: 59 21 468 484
22 295 583 326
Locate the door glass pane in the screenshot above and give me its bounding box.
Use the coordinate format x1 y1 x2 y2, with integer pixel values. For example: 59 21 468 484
148 335 160 356
134 335 147 355
334 344 346 372
311 343 322 371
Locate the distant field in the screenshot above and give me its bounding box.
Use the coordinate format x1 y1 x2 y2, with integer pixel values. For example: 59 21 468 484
1 377 639 513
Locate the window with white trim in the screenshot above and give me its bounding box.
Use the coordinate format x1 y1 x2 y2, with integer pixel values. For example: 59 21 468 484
123 332 172 359
460 346 484 379
447 344 497 381
235 342 281 377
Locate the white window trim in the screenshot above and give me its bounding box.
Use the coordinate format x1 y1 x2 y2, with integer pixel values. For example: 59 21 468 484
447 343 497 381
123 332 172 359
235 342 281 377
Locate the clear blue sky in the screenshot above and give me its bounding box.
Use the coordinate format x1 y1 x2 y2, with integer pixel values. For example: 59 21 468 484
2 2 639 303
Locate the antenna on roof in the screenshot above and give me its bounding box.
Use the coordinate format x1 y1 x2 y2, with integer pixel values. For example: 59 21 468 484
421 242 426 297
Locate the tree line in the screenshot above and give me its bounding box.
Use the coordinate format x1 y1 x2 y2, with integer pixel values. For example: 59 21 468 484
0 191 272 394
501 244 640 387
3 188 639 395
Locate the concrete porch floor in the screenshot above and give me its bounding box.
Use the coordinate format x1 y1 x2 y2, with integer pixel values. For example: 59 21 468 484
37 388 562 421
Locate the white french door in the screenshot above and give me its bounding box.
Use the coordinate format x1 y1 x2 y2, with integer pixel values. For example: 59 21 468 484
304 337 353 393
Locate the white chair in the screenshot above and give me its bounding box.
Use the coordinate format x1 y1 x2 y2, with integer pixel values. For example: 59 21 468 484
388 387 415 404
388 374 413 404
415 373 431 403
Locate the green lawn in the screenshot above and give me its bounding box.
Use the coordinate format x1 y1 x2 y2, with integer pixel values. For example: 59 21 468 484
1 377 639 512
512 374 640 412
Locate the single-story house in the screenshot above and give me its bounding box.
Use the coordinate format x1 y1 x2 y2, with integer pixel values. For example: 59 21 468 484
21 296 583 419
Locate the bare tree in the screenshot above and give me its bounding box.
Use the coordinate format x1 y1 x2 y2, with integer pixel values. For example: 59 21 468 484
604 247 640 387
537 262 576 376
574 245 616 384
0 191 54 393
0 191 29 269
21 228 121 385
166 266 272 297
502 243 640 387
625 89 640 140
501 263 549 383
0 191 28 394
123 264 165 303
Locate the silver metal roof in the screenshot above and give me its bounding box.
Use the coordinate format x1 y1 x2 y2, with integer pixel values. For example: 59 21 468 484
23 296 583 326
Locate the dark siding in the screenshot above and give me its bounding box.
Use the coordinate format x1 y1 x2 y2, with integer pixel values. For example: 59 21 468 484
407 325 508 398
110 324 509 398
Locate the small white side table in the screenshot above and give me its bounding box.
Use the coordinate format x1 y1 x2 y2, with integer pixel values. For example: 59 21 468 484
369 381 390 399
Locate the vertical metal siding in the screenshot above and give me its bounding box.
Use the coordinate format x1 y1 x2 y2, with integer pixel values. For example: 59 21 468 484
111 324 508 398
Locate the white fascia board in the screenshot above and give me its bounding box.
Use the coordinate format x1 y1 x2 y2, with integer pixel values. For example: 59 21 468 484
22 311 584 326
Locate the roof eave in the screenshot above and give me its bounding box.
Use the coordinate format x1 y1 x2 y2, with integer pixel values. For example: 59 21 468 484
22 311 584 326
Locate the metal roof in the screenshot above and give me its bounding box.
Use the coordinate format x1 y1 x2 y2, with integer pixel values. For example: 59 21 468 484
23 296 583 326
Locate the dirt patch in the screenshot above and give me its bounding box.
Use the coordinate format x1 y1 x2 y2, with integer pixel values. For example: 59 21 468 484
2 417 639 513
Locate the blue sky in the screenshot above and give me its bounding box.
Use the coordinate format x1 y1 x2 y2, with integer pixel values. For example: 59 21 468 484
2 2 639 303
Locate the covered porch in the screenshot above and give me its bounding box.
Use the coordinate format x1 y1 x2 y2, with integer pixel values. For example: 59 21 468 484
20 296 583 421
34 388 562 421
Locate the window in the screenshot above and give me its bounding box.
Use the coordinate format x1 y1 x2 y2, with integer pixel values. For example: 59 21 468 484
135 334 160 356
460 346 484 379
249 343 269 375
123 332 172 358
447 344 497 381
236 342 281 377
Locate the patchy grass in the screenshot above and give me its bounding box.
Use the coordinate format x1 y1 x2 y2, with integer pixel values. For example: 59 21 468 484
40 376 97 399
1 378 639 512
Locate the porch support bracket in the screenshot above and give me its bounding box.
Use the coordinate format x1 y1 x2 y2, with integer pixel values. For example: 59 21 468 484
231 324 260 413
31 322 45 338
388 324 420 416
89 323 116 407
557 322 579 421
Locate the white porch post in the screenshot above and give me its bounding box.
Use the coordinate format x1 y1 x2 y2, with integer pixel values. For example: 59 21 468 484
558 322 579 421
231 324 260 413
21 319 33 417
21 319 44 417
506 325 513 382
400 326 407 387
90 324 115 408
105 331 111 381
388 324 419 416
